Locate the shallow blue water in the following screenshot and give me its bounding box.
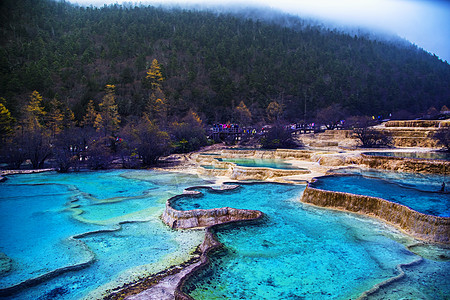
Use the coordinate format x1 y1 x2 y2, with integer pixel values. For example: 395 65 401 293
331 167 449 193
1 170 449 299
0 170 209 299
215 158 302 170
178 183 450 299
364 151 450 161
313 171 450 217
200 165 227 170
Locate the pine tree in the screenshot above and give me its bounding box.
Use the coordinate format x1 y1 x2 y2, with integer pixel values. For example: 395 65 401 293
146 86 167 126
62 106 75 129
82 100 99 128
0 101 15 137
98 84 120 137
266 101 283 122
46 98 64 136
145 59 164 90
235 101 252 125
23 90 46 130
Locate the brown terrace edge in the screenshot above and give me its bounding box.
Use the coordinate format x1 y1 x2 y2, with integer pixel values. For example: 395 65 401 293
301 184 450 244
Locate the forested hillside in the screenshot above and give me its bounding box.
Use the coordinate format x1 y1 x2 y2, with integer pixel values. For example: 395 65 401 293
1 0 449 124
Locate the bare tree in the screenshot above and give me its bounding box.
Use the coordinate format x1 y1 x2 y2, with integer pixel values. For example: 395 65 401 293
22 129 53 169
433 127 450 152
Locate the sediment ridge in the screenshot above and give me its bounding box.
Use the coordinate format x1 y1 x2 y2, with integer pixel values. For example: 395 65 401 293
162 186 263 229
0 236 95 298
199 165 311 180
358 153 449 174
301 185 450 244
384 120 450 128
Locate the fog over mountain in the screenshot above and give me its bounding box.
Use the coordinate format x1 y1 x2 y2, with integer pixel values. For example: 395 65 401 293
70 0 450 63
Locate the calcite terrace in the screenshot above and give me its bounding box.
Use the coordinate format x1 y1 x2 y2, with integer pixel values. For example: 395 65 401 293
301 183 450 244
162 185 263 229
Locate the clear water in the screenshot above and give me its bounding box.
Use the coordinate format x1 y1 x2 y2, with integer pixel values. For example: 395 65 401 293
0 170 209 299
200 165 228 170
364 151 450 161
215 158 302 170
180 183 450 299
1 170 449 300
331 167 449 193
318 169 450 217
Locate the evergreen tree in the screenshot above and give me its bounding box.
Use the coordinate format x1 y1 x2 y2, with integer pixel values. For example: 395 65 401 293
170 109 207 153
98 85 120 138
121 114 171 165
266 101 283 123
144 59 164 90
82 100 99 128
23 91 46 130
234 101 252 125
45 98 64 136
146 86 168 126
0 102 15 138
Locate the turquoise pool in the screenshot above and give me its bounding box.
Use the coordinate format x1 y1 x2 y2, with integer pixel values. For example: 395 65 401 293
172 183 450 299
322 168 450 217
331 167 448 193
0 170 210 299
1 170 449 299
215 158 302 170
200 165 228 170
364 151 450 161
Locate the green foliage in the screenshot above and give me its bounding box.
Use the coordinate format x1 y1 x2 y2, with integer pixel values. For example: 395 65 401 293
266 101 283 122
144 59 164 90
82 100 99 128
23 91 46 130
0 101 15 137
1 0 449 125
97 84 120 137
120 115 172 166
234 101 252 125
146 86 167 125
170 110 207 153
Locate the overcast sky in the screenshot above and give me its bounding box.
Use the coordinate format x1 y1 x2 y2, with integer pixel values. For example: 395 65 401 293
70 0 450 63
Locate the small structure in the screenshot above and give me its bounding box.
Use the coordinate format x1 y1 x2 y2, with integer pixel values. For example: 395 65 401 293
210 124 242 141
440 105 450 115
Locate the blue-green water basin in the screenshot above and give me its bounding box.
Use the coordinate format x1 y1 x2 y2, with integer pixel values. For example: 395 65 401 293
319 168 450 217
310 174 449 217
363 151 450 161
0 170 209 299
1 169 449 299
200 165 228 170
215 158 302 170
177 183 450 299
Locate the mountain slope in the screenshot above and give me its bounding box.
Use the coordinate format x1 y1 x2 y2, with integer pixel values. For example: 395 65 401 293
1 0 449 123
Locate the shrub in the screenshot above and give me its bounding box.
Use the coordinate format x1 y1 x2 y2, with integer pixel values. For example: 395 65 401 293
260 124 301 149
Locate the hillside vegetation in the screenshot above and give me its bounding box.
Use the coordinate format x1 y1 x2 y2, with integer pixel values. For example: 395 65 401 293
1 0 449 124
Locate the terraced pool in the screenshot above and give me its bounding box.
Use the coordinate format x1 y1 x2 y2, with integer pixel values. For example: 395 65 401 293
171 182 450 299
310 173 450 217
363 151 450 161
215 158 303 170
1 169 449 299
0 170 210 299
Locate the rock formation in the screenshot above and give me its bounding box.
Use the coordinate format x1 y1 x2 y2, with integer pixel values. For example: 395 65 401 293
301 185 450 244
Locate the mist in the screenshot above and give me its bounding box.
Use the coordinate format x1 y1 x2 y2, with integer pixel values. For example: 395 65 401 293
69 0 450 63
